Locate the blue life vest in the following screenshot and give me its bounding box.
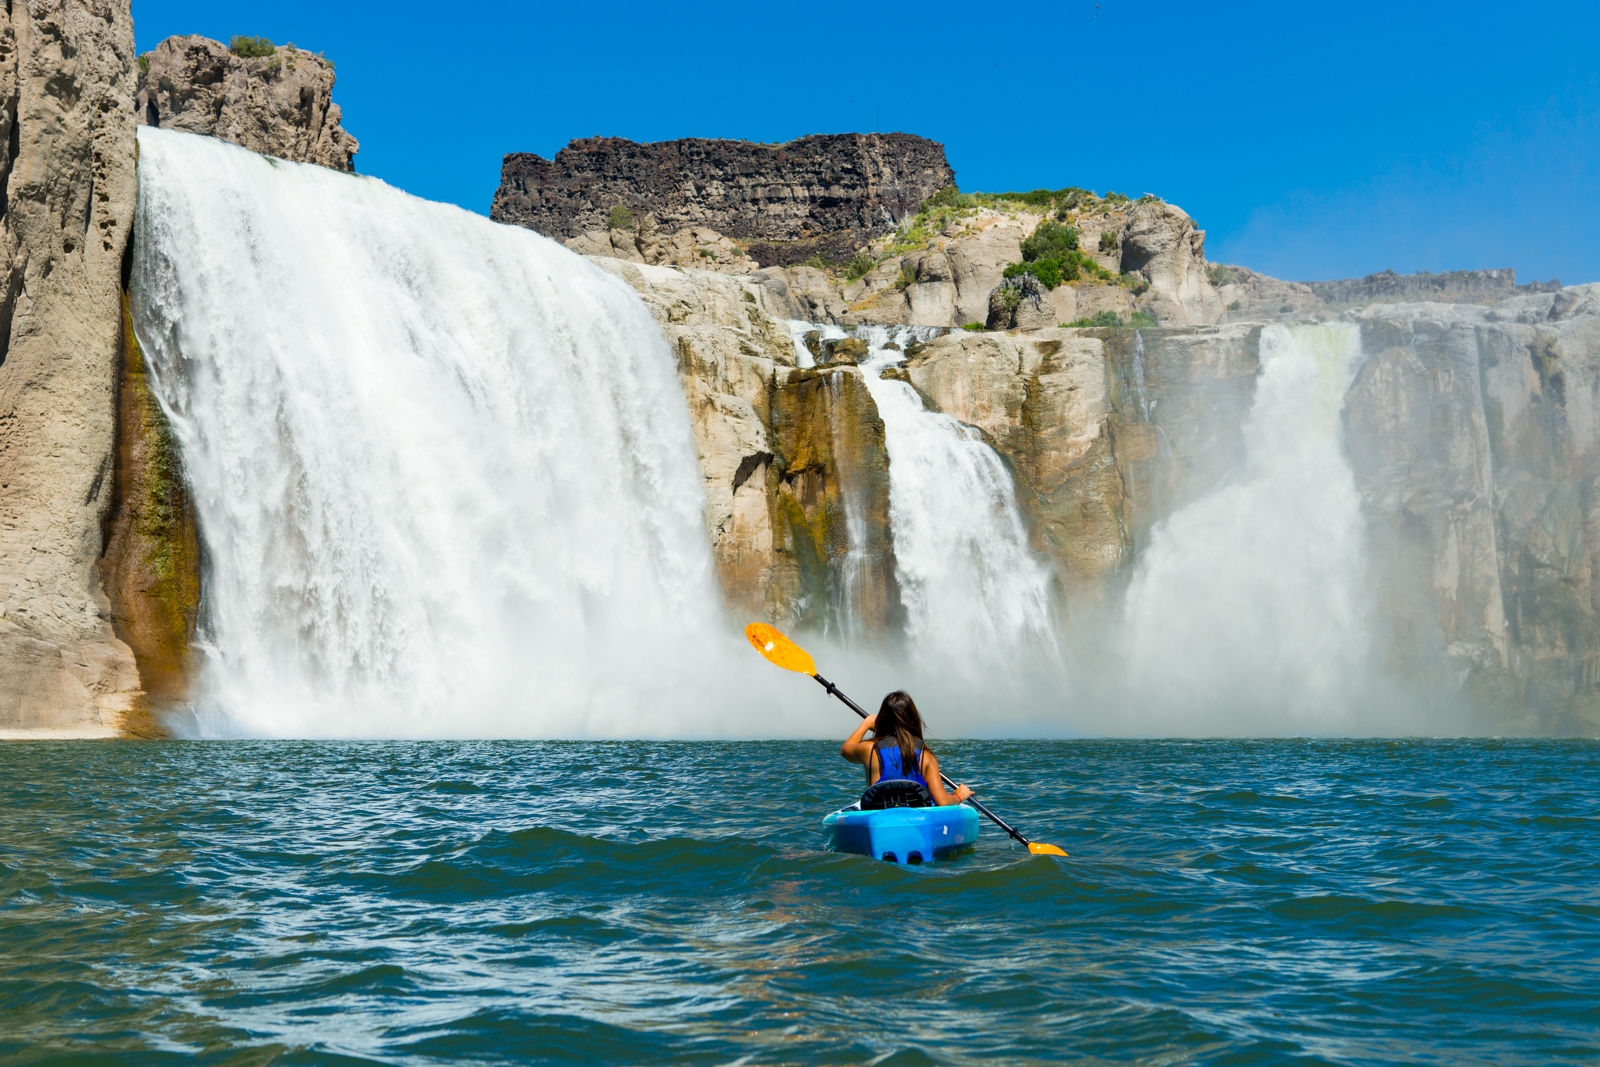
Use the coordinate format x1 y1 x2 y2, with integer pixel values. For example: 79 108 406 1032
874 737 928 787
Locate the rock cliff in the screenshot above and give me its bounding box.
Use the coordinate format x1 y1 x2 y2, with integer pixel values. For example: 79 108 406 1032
1118 200 1224 326
136 35 358 170
0 0 140 735
591 259 902 635
1345 287 1600 732
492 134 953 256
902 324 1262 604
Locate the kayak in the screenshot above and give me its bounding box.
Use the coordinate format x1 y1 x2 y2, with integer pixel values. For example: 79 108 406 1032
822 803 980 864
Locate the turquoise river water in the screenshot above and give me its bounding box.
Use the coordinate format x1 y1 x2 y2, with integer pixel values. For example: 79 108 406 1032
2 739 1596 1065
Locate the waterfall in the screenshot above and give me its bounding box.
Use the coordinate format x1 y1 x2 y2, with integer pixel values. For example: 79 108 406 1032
129 128 739 738
845 326 1056 675
1118 323 1370 731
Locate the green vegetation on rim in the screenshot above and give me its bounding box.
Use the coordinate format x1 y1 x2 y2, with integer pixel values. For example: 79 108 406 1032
608 205 635 231
886 183 1145 258
1065 309 1158 328
229 35 276 58
1002 220 1121 291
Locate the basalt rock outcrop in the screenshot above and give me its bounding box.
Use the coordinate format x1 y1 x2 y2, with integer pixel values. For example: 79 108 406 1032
492 134 953 257
136 35 358 170
0 0 141 735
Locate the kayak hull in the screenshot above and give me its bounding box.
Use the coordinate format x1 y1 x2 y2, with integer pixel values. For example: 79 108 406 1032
822 804 980 864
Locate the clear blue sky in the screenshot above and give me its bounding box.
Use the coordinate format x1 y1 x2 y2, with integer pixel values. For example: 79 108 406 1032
133 1 1600 284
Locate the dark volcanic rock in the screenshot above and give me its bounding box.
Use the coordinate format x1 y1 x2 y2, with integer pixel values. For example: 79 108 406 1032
490 133 954 248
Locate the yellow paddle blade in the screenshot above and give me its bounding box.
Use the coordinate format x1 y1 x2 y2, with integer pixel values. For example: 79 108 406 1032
744 622 816 675
1028 842 1068 857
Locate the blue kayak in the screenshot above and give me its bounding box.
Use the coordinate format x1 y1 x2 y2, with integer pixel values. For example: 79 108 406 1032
822 804 980 864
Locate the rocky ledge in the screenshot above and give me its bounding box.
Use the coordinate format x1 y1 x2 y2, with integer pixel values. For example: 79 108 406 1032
491 133 953 260
137 35 358 170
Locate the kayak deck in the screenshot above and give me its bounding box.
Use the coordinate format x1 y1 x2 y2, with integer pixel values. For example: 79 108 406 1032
822 804 980 864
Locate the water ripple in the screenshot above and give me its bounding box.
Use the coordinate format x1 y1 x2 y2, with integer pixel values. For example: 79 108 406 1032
0 739 1596 1064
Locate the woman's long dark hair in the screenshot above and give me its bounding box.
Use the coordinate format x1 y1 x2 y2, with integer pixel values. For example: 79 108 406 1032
874 691 929 778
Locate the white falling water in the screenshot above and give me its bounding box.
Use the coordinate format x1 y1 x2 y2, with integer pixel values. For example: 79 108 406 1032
1118 323 1370 731
847 326 1056 676
130 128 747 738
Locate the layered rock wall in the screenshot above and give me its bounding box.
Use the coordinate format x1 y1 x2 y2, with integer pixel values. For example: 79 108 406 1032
592 259 902 635
0 0 140 734
136 35 358 170
1346 287 1600 731
903 325 1262 603
492 134 953 248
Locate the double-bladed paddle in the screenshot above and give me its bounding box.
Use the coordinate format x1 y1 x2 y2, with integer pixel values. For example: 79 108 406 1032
744 622 1067 857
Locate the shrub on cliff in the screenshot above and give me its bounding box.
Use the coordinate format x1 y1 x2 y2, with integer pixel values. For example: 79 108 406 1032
919 186 974 213
1004 259 1069 289
1067 311 1125 328
1065 309 1158 329
608 205 635 231
1099 230 1119 253
842 251 877 281
229 35 276 58
1021 221 1079 263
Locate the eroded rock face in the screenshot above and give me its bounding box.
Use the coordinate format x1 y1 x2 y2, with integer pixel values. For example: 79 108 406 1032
904 324 1262 603
0 0 141 734
98 298 200 734
1213 264 1322 323
592 258 900 635
1345 288 1600 732
1119 200 1224 326
493 134 953 247
136 35 358 170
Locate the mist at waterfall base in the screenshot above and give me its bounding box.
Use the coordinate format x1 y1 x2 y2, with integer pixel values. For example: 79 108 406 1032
135 127 1461 738
802 323 1447 737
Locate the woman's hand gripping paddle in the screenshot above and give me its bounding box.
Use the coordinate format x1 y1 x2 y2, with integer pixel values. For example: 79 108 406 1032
744 622 1067 858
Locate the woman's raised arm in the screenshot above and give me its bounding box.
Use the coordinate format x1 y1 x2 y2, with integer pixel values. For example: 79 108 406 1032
840 713 877 766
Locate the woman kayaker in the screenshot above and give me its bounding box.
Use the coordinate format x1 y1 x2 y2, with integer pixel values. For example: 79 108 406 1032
840 691 972 806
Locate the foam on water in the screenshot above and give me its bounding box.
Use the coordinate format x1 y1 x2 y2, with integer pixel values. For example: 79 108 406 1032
130 128 765 738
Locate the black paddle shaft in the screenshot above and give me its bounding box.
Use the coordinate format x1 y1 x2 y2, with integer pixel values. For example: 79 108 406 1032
812 673 1035 849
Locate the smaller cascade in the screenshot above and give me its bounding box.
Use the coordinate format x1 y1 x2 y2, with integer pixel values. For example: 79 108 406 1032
1119 323 1370 731
831 324 1058 675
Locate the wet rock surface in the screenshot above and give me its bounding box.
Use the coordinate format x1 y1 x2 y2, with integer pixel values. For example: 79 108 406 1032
592 258 900 635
